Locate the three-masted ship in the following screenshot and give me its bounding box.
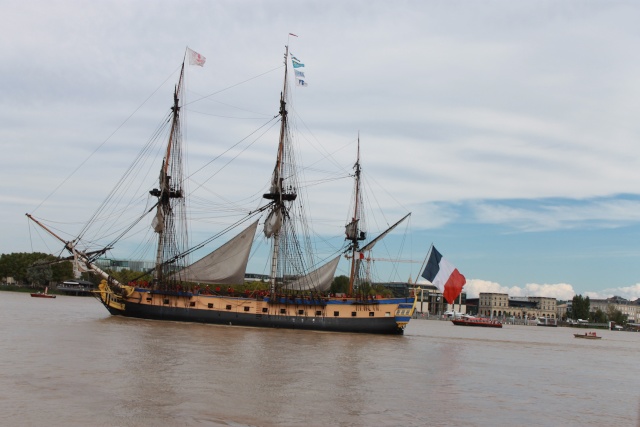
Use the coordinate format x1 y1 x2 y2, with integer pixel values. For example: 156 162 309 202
27 45 416 334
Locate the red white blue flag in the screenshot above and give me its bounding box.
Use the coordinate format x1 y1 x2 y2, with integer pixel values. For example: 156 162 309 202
421 245 466 304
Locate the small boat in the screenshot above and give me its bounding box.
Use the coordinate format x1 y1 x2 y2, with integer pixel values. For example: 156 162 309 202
451 316 502 328
536 317 557 327
30 287 56 299
574 332 601 339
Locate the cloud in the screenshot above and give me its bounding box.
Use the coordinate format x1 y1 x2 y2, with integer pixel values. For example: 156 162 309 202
466 279 640 302
465 279 576 301
436 196 640 232
584 283 640 301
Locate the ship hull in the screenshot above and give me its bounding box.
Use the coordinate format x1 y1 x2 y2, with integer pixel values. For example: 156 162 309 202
96 285 415 335
120 302 407 334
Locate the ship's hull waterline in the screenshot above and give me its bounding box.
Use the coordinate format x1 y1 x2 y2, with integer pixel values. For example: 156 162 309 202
96 284 416 334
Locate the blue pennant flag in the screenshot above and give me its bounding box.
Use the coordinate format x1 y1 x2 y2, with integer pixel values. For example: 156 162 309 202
292 60 304 68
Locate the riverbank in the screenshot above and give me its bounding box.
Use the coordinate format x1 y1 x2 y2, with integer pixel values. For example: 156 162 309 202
412 312 630 330
0 285 61 295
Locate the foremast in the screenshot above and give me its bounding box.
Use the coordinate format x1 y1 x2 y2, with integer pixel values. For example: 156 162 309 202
263 45 298 295
150 60 188 289
25 55 191 293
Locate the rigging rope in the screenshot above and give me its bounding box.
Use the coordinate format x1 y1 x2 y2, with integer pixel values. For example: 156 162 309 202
183 65 284 108
31 65 182 215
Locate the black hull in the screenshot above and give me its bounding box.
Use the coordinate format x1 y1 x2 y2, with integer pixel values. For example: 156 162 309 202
107 300 407 335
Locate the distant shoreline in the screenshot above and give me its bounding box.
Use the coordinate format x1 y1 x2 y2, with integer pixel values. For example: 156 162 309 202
0 285 60 295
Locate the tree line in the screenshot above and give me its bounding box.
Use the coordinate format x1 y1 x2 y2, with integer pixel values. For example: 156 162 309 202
569 294 627 325
0 252 73 286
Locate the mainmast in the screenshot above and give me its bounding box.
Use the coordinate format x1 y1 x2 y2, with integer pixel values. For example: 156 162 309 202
150 61 187 289
263 45 298 294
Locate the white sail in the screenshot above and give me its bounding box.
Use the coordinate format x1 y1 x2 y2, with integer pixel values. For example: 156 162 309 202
282 256 340 292
72 249 89 279
360 213 411 252
345 219 360 240
151 206 165 233
263 209 282 238
178 220 258 284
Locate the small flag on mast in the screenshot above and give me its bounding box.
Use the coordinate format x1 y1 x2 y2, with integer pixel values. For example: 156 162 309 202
289 33 298 37
291 52 308 87
421 245 466 304
187 47 206 67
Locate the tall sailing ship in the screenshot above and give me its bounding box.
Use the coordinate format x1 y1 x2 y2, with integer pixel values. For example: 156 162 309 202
27 45 416 334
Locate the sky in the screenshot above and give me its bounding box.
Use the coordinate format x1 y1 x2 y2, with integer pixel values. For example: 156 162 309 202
2 1 640 301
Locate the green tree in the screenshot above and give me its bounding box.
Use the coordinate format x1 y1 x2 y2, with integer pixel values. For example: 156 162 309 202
606 304 627 325
1 252 48 283
592 308 606 323
105 269 155 285
330 275 349 294
26 259 53 286
571 294 590 320
371 284 392 297
0 252 73 283
0 252 75 284
51 261 73 283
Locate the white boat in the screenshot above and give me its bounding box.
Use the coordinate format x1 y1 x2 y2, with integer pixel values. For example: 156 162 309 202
536 317 558 327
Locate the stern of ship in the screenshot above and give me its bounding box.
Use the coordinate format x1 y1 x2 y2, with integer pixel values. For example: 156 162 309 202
394 296 418 333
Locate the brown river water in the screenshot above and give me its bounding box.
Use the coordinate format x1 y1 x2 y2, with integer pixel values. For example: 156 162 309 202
1 291 638 426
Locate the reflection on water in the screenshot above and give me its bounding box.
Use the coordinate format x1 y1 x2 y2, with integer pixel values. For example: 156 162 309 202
1 292 638 426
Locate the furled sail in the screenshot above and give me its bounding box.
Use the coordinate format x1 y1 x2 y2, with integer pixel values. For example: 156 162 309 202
263 209 282 238
151 206 165 233
282 256 340 292
72 249 90 279
345 219 364 240
178 220 258 284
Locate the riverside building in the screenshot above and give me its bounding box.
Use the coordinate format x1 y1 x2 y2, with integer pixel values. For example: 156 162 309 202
479 292 557 320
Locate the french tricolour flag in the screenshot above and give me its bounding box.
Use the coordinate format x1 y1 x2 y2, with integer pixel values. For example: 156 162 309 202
421 245 466 304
